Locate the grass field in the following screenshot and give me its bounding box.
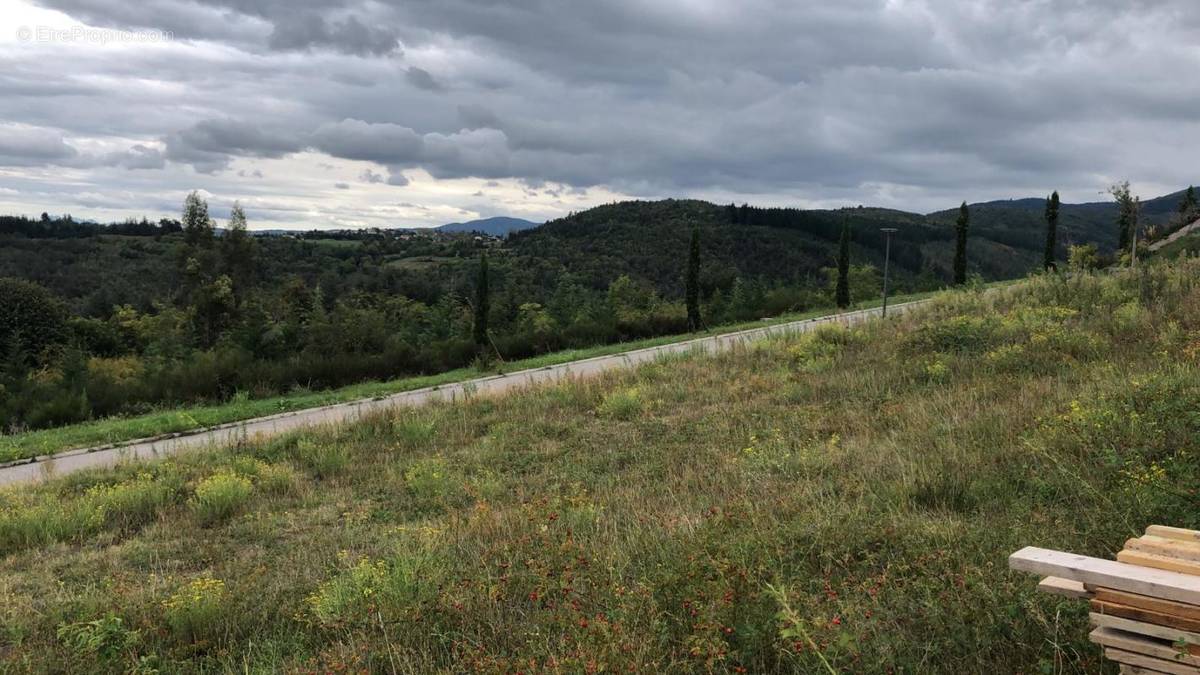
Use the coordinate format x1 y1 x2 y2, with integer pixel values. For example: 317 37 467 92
2 266 1196 672
0 291 942 464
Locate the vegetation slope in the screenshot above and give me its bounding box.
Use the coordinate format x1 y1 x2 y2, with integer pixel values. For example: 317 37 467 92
2 259 1198 673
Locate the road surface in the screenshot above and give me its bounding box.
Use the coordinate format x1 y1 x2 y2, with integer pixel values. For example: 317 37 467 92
0 300 925 486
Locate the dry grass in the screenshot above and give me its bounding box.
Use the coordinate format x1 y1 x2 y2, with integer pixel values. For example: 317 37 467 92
2 262 1199 673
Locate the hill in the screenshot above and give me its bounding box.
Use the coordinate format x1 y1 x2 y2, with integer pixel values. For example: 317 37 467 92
0 188 1191 436
2 261 1197 671
437 216 540 236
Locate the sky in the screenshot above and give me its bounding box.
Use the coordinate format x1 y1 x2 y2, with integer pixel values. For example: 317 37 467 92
1 0 1198 230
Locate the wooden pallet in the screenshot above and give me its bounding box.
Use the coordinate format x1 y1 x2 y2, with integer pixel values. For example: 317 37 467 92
1010 526 1200 673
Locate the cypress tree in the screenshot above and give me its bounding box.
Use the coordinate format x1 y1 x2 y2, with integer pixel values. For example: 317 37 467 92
1111 182 1138 260
835 219 850 309
954 201 969 285
1043 191 1060 271
685 225 702 331
1180 186 1197 220
472 252 490 354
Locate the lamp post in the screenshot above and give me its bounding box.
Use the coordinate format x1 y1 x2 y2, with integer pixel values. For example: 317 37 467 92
880 228 898 317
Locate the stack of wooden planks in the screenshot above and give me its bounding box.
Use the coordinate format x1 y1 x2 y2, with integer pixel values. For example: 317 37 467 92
1010 526 1200 674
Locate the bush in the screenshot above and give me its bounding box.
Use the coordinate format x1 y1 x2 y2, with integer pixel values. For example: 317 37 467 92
597 387 644 420
189 472 253 525
0 278 70 366
85 473 179 529
162 576 227 642
294 439 349 479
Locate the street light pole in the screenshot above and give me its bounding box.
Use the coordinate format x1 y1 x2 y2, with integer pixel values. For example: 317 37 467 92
880 228 898 318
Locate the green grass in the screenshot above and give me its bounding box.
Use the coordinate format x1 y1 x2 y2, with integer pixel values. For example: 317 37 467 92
0 289 947 464
0 265 1195 672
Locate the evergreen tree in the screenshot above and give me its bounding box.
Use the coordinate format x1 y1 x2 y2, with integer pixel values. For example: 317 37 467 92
1043 191 1060 271
181 191 213 248
685 225 702 330
954 201 969 285
1180 186 1197 221
1110 182 1139 261
835 219 851 309
221 202 257 300
472 252 490 353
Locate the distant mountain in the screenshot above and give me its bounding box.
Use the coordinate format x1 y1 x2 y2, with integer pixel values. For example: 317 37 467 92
437 216 540 236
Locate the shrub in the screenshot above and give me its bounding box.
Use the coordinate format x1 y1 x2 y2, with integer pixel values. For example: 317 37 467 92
0 493 104 554
162 576 227 642
906 315 999 353
402 457 465 511
226 458 298 495
295 439 349 479
189 472 253 525
57 613 140 666
307 552 440 627
84 473 179 529
597 387 644 420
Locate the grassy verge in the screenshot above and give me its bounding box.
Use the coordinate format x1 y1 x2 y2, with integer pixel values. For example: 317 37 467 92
0 289 947 463
0 264 1195 672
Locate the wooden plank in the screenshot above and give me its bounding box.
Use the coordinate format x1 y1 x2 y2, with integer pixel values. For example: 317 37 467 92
1094 588 1200 623
1120 666 1172 675
1090 628 1200 665
1128 537 1200 564
1121 667 1175 675
1039 576 1092 599
1119 550 1200 577
1148 526 1200 544
1104 648 1200 675
1009 547 1200 606
1091 613 1200 647
1093 599 1200 633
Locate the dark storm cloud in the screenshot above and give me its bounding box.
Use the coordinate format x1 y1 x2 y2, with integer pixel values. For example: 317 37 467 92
9 0 1200 223
405 67 442 91
267 13 401 56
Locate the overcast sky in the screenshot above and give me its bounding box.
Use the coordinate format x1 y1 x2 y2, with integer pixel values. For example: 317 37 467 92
1 0 1197 229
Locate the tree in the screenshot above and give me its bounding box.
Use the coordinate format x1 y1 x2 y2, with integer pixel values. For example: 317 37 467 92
954 201 969 285
472 252 490 353
685 225 702 330
221 202 257 299
182 191 213 248
1110 181 1140 263
835 219 851 309
1043 191 1060 271
0 278 69 367
1179 186 1197 222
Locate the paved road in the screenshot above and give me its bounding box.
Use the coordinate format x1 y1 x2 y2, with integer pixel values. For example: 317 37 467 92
0 301 925 486
1148 217 1200 252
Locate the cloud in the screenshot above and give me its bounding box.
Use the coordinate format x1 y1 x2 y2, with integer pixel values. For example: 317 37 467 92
334 181 350 189
359 168 386 183
405 67 442 91
0 124 79 165
6 0 1200 228
268 13 402 56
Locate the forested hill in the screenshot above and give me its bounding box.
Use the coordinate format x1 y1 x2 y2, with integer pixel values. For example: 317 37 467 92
925 188 1194 252
510 198 1030 296
0 188 1193 433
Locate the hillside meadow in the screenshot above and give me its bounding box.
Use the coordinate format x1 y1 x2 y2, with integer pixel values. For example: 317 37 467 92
2 261 1200 673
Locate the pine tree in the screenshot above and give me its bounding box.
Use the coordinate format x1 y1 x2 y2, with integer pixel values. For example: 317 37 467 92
835 219 851 309
1043 191 1060 272
685 225 702 330
954 201 969 285
182 191 213 248
472 252 490 354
